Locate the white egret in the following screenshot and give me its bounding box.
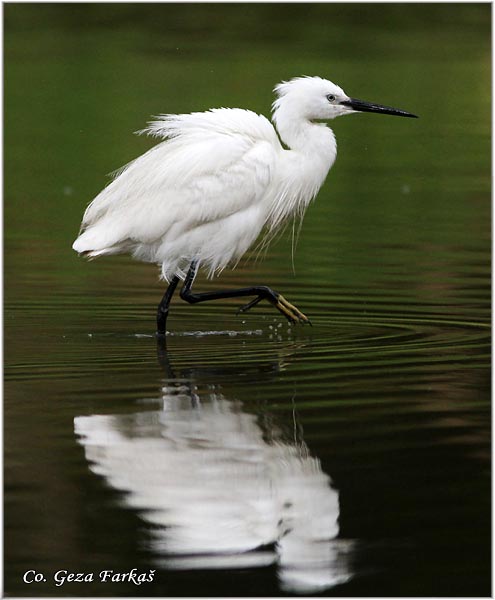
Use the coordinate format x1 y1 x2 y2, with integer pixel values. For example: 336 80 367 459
72 76 417 333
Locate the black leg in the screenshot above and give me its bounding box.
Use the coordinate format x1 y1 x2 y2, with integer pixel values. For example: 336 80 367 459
179 261 311 325
156 276 180 335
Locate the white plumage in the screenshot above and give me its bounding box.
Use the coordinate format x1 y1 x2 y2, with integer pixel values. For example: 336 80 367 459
73 77 342 280
72 76 416 329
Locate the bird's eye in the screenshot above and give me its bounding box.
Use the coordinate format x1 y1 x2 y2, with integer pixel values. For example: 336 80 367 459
327 94 336 102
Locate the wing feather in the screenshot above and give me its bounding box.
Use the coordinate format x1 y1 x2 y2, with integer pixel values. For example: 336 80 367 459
74 109 281 264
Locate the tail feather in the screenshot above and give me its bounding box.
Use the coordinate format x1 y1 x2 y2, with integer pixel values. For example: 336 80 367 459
72 222 129 258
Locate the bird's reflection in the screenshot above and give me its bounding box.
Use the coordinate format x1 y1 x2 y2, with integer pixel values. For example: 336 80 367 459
74 343 353 593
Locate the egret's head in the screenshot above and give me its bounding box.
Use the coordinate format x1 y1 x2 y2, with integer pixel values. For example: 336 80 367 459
273 76 351 120
273 76 417 121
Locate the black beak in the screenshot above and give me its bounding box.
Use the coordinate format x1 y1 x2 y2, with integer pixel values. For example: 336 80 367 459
341 97 418 118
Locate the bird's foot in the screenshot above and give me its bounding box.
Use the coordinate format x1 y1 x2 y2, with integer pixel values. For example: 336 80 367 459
237 293 311 326
274 294 312 325
237 295 264 314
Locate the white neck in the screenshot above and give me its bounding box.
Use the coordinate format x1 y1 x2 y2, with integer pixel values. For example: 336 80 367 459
272 100 337 163
265 103 337 232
